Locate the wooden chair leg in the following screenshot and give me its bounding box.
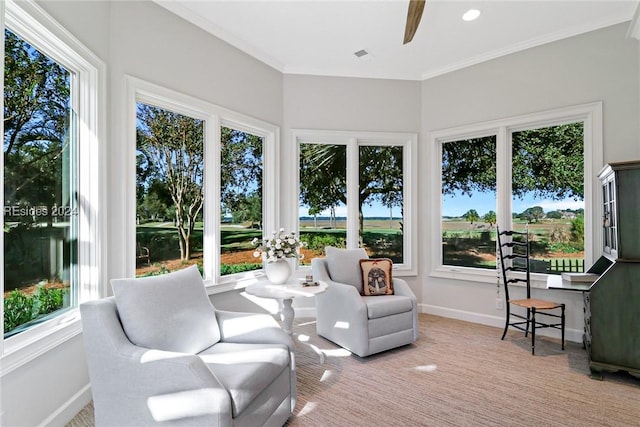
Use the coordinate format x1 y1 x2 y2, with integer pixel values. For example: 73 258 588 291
531 307 536 355
561 304 565 351
501 303 510 340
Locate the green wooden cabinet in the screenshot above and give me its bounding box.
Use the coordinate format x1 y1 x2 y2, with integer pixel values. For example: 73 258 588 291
585 161 640 379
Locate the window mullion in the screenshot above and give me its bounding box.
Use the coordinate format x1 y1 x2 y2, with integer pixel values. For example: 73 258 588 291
496 127 511 231
346 139 360 248
203 116 220 281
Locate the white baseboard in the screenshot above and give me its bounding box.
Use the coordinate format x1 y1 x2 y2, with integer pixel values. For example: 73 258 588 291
419 303 583 344
39 383 91 427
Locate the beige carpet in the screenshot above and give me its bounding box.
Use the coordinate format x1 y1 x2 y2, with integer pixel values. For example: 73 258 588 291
68 314 640 426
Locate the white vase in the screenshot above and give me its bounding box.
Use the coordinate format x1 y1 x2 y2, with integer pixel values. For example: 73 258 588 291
265 259 292 285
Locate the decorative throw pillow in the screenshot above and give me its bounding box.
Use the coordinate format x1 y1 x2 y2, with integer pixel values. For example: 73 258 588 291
359 258 394 296
111 265 220 354
325 246 368 294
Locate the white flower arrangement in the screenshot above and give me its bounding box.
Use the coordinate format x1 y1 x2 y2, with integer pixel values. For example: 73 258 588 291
252 229 305 263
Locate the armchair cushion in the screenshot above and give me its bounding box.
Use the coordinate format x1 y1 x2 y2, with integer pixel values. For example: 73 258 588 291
325 246 368 293
199 342 290 417
364 294 413 319
111 265 221 354
360 258 394 295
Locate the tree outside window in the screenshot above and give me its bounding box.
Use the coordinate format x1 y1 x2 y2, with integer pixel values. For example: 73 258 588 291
3 29 76 337
219 126 263 276
298 140 406 266
135 103 204 277
440 122 585 274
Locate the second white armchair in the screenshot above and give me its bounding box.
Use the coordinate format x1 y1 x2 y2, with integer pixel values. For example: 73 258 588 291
311 247 418 357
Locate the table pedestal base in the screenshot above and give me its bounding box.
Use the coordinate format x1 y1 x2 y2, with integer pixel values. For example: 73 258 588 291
280 298 294 335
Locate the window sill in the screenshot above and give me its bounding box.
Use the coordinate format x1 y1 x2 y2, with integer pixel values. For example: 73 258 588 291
430 266 549 289
205 263 418 295
1 310 82 377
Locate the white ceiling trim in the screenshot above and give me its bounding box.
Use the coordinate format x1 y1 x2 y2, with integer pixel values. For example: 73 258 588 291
627 2 640 39
282 64 424 81
421 12 635 81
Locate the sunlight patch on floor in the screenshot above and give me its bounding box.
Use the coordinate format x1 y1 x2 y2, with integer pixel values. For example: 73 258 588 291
414 364 437 372
297 401 317 417
320 369 334 382
297 320 317 327
321 348 352 357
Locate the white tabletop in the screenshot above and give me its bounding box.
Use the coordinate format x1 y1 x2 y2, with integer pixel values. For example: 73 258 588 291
546 275 591 292
245 281 328 300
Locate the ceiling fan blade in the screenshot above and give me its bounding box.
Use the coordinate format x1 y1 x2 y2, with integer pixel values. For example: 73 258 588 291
403 0 426 45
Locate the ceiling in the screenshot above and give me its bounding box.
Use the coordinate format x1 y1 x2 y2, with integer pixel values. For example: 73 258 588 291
155 0 639 81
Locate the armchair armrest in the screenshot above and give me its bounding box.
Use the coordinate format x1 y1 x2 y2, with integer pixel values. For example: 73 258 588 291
216 309 294 351
312 258 369 355
391 278 419 341
312 258 366 315
393 278 417 302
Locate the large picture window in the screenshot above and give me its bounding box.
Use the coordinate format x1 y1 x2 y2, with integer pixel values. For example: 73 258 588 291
431 104 601 283
1 0 103 369
3 28 76 337
129 79 277 285
295 130 417 274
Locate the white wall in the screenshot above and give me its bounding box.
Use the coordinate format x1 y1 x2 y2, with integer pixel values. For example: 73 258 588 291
420 23 639 341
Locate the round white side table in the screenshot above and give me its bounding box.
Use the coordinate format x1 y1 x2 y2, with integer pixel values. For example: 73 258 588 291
244 281 328 335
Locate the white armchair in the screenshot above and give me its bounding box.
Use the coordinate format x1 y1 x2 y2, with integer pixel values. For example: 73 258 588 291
311 247 418 357
80 266 295 426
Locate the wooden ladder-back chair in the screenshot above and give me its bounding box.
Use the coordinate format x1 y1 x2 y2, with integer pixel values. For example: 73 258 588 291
497 226 565 355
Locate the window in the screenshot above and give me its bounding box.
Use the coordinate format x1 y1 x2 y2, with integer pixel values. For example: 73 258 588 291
219 126 263 276
3 27 77 338
128 79 277 286
295 130 417 274
510 123 585 274
299 142 347 259
1 0 103 370
441 136 497 270
135 102 204 277
431 103 601 283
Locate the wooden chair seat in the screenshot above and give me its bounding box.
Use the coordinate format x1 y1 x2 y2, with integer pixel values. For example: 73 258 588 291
510 298 563 310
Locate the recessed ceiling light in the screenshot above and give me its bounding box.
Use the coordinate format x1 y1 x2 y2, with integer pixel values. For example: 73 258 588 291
462 9 481 22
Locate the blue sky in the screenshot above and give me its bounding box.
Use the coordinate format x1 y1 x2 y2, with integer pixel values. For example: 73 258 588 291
442 190 584 217
298 191 584 219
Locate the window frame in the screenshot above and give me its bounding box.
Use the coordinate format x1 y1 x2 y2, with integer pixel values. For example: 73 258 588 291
429 103 603 286
126 77 279 290
0 0 105 375
293 129 418 276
